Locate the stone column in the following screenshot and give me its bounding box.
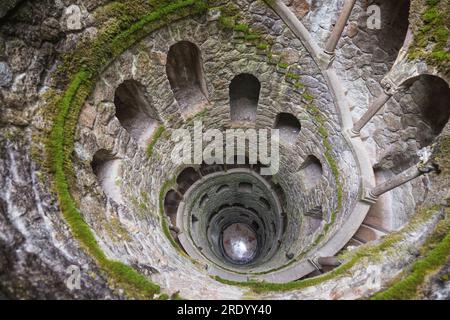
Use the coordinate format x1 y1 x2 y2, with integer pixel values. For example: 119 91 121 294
324 0 357 55
351 80 402 136
351 91 392 136
368 161 437 200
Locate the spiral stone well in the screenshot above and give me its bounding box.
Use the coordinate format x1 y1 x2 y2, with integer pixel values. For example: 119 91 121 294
0 0 449 300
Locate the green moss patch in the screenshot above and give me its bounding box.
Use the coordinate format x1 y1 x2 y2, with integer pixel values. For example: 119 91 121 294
372 208 450 300
408 0 450 75
215 207 442 294
370 133 450 299
146 125 166 158
305 104 343 246
45 0 209 299
432 135 450 177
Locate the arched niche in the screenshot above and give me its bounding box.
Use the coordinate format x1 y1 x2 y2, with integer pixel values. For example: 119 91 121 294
114 79 161 147
259 197 271 210
166 41 209 115
400 75 450 147
229 73 261 123
216 185 230 193
377 0 410 55
274 113 301 144
355 0 410 67
176 167 201 195
298 155 323 190
199 194 209 208
238 182 253 193
273 183 286 208
200 160 224 176
91 149 123 203
164 189 182 225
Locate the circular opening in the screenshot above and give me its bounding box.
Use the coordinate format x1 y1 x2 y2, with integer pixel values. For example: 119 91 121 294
222 223 258 265
176 169 284 272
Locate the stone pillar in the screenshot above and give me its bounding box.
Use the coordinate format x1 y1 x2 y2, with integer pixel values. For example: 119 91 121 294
368 161 437 200
351 80 402 136
324 0 357 55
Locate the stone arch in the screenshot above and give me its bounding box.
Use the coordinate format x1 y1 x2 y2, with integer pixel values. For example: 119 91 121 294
199 193 209 208
91 149 123 203
166 41 209 115
229 73 261 122
355 0 410 67
274 113 301 143
114 79 161 147
238 182 253 193
273 183 287 208
298 155 323 190
176 167 201 195
200 160 224 176
259 197 271 210
398 74 450 148
216 184 230 193
164 189 182 225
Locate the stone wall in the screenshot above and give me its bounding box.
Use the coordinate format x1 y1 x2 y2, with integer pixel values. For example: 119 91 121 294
72 6 361 289
0 0 448 299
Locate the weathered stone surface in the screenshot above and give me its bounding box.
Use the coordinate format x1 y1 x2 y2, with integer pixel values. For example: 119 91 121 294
79 104 97 129
0 62 12 87
0 0 448 300
0 0 22 18
5 39 33 73
291 0 310 19
41 17 62 42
